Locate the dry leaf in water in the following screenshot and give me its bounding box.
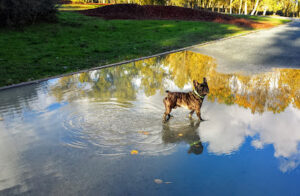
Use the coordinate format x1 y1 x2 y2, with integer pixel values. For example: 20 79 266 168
154 179 163 184
130 150 139 155
165 181 173 184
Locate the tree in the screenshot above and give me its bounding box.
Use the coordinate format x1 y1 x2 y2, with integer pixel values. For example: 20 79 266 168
239 0 243 14
251 0 260 15
0 0 57 27
230 0 233 13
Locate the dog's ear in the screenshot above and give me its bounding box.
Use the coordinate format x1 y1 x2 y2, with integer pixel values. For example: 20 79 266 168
203 77 207 84
193 80 199 87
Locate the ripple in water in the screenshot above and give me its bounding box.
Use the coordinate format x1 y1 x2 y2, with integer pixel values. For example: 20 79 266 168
61 100 176 156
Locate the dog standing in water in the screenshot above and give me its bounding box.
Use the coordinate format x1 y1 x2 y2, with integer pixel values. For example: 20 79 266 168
163 77 209 122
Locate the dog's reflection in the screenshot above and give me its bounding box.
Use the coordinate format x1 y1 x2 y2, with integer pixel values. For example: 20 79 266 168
162 120 203 155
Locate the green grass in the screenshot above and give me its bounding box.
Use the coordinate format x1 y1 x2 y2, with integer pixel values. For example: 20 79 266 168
234 14 291 25
0 12 252 87
58 4 104 11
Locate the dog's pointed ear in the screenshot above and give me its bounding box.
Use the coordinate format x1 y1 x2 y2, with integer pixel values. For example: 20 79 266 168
193 80 198 87
203 77 207 84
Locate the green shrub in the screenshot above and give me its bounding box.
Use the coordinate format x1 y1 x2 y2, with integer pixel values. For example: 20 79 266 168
0 0 58 27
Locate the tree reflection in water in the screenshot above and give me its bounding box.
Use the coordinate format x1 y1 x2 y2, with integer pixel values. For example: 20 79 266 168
51 51 300 114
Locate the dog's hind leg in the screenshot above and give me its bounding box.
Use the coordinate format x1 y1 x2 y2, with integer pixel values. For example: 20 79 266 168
196 110 203 121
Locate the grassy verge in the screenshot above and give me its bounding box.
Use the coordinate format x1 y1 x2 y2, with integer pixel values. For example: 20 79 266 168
58 4 104 11
0 11 287 87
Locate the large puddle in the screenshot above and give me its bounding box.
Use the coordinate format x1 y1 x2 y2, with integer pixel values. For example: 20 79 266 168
0 51 300 195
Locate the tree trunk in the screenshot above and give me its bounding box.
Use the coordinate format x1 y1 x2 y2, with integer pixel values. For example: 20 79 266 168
230 0 233 14
263 6 268 15
255 7 259 15
239 0 243 14
250 0 260 15
244 0 247 15
284 4 290 17
298 0 300 17
295 0 299 17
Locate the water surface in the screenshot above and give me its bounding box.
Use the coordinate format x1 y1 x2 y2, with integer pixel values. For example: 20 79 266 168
0 51 300 195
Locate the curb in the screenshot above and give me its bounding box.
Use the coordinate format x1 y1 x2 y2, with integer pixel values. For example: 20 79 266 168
0 20 293 91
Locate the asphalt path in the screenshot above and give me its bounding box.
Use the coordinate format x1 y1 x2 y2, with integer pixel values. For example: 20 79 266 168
190 19 300 73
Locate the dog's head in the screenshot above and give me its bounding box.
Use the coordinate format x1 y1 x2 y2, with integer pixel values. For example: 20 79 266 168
193 77 209 96
188 141 203 155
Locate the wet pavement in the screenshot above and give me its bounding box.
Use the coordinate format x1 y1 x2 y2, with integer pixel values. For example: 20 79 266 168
0 51 300 195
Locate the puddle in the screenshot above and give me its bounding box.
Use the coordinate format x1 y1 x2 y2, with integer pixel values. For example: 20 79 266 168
0 51 300 195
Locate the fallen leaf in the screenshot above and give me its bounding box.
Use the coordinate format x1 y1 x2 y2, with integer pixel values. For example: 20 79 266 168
154 179 163 184
178 133 183 137
131 150 139 155
138 130 149 135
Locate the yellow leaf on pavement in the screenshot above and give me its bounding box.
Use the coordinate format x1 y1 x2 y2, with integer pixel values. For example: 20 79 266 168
138 131 149 135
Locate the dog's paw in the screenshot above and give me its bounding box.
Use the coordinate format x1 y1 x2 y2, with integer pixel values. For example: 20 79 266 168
162 119 169 123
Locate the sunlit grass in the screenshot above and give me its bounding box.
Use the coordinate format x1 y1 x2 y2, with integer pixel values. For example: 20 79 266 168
58 4 104 11
0 12 254 87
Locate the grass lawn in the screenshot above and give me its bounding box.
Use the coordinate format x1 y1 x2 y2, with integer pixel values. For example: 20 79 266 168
0 11 289 87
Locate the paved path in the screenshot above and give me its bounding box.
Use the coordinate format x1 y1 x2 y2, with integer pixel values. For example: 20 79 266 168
190 19 300 73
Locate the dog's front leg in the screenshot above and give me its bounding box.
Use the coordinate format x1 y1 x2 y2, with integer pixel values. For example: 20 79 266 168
163 107 172 123
196 110 203 121
189 110 195 118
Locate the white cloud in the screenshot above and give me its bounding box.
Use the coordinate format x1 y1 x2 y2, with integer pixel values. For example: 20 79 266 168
199 101 300 172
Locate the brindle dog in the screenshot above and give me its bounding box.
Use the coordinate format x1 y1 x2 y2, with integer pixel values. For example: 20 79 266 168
163 77 209 122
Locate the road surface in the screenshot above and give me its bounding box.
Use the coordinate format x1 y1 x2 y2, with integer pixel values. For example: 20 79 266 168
190 19 300 73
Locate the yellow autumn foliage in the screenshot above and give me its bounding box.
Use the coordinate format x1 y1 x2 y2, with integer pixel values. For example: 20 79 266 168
50 51 300 114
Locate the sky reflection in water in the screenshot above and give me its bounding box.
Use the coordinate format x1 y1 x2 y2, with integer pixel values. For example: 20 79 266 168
0 51 300 195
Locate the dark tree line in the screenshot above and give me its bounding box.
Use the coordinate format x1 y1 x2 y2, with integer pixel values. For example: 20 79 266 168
0 0 57 27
